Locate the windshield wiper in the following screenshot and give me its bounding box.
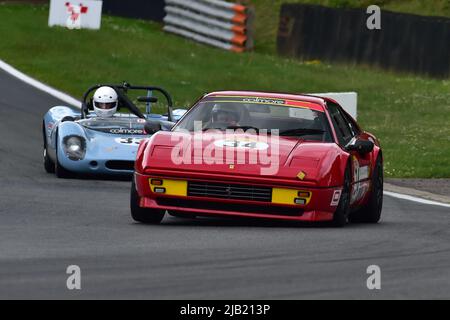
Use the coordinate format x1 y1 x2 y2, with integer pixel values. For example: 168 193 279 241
279 128 325 136
202 127 225 131
202 125 261 132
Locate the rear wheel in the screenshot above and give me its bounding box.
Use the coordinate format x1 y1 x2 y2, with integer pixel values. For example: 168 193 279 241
332 162 352 227
349 156 383 223
130 180 165 224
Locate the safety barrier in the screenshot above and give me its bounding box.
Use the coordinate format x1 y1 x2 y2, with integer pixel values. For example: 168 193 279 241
103 0 166 23
277 4 450 78
163 0 254 52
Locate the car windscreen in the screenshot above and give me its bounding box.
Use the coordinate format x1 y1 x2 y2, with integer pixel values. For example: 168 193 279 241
78 118 146 135
174 96 333 142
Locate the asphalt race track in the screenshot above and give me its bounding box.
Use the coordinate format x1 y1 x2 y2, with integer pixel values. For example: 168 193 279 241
0 70 449 299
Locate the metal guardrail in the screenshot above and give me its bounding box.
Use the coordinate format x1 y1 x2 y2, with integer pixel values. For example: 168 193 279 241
163 0 254 52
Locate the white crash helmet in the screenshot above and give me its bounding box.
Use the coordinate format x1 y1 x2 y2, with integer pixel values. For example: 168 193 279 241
93 86 118 118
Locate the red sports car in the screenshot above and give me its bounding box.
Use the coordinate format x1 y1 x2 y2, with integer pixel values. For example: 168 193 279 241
131 91 383 227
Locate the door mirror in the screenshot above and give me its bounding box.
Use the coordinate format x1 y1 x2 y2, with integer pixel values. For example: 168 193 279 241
160 121 175 131
347 139 374 154
144 120 162 134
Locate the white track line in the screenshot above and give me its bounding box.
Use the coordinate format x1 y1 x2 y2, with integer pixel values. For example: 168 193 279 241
0 59 81 108
384 191 450 208
2 58 450 209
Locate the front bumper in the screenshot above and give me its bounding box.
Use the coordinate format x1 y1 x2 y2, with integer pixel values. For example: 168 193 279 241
135 172 341 222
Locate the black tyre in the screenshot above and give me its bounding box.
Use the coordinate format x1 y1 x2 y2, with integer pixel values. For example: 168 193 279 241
332 162 352 227
55 157 74 179
43 145 56 175
54 131 75 179
43 125 55 173
43 147 55 173
55 148 73 180
349 156 383 223
130 180 165 224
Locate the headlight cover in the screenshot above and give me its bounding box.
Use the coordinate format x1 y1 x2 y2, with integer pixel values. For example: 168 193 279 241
63 135 86 161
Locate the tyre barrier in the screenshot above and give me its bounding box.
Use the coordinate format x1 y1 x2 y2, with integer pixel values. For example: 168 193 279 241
164 0 254 52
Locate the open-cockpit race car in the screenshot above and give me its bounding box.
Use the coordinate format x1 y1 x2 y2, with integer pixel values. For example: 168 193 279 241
131 91 383 227
42 82 186 178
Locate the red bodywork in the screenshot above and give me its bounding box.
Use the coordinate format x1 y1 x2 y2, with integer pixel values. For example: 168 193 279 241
134 91 382 222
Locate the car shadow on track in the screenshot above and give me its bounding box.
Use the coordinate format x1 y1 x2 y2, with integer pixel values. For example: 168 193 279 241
132 215 386 229
71 174 133 182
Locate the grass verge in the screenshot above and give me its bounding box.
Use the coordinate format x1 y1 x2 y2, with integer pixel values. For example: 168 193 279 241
0 4 449 178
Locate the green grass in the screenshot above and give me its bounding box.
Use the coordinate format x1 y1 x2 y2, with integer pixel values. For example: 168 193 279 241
0 4 449 178
252 0 450 53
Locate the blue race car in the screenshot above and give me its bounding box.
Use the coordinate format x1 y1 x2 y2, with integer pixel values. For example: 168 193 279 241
42 82 186 178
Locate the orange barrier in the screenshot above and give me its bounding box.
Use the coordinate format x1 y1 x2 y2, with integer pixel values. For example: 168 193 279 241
164 0 254 52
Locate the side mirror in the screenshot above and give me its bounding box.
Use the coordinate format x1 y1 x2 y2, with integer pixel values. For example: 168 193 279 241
144 120 162 134
137 96 158 103
160 121 175 131
347 139 374 154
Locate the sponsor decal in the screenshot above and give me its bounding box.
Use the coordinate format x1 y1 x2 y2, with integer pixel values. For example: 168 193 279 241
46 122 55 136
242 97 285 105
213 139 269 150
352 155 359 183
331 189 342 206
171 123 281 175
297 171 306 180
351 156 371 204
352 155 370 181
208 96 324 112
359 165 370 180
110 128 145 135
115 138 143 145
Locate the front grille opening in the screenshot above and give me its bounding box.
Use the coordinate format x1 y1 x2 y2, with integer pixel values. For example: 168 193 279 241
105 160 134 171
188 181 272 202
157 198 303 216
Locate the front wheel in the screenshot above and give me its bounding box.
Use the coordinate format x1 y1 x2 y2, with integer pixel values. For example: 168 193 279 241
43 146 55 173
130 180 165 224
349 156 383 223
55 153 74 179
332 162 352 227
54 131 75 179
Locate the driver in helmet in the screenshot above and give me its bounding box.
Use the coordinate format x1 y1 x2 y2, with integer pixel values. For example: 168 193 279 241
93 86 118 118
210 103 241 127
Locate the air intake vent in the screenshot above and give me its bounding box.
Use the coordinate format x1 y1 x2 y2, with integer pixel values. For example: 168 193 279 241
188 181 272 202
105 160 135 171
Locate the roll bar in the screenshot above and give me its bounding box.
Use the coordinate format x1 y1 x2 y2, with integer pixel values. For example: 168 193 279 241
81 82 174 121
